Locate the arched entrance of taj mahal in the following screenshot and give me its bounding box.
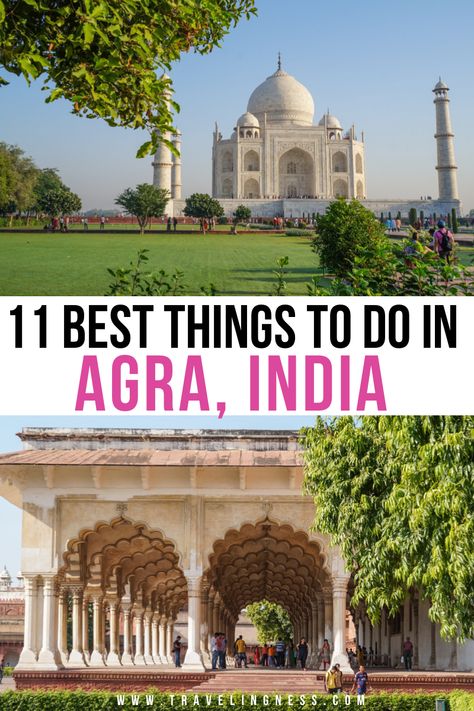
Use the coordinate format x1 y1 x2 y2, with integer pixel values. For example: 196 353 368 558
0 428 472 677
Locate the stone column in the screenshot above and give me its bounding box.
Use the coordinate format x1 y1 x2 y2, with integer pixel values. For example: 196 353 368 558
309 601 318 667
143 610 153 664
17 575 38 667
57 588 69 664
35 578 43 656
331 576 352 672
207 590 215 649
323 591 333 643
413 597 419 669
121 606 134 665
426 620 436 670
317 598 325 649
69 588 86 666
183 576 205 670
201 589 209 655
134 610 146 665
107 600 122 666
82 597 90 663
158 615 167 663
90 595 106 666
166 617 174 662
37 575 62 669
151 613 160 664
212 594 220 635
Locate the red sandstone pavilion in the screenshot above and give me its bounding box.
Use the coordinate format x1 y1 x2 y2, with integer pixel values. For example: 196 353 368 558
0 428 472 693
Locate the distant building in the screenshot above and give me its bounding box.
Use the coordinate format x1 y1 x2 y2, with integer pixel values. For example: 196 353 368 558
0 566 24 666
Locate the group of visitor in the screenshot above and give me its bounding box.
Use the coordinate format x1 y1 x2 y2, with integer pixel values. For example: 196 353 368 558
166 216 179 232
385 217 402 232
45 215 70 232
405 220 455 264
325 664 370 697
210 631 228 670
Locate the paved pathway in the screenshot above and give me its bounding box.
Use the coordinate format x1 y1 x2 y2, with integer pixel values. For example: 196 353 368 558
0 677 15 693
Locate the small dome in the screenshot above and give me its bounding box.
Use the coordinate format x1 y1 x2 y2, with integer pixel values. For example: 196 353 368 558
236 112 260 128
319 113 342 129
433 78 449 92
0 566 11 581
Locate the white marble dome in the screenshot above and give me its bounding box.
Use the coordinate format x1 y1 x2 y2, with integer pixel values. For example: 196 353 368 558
236 112 260 127
319 113 342 129
247 68 314 126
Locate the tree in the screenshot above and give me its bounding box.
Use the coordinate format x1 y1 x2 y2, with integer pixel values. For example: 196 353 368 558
408 207 417 227
33 168 66 207
246 600 293 644
0 142 38 219
115 183 169 234
451 208 459 234
313 198 387 279
37 186 82 217
233 204 251 223
183 193 224 232
302 416 474 641
0 1 256 157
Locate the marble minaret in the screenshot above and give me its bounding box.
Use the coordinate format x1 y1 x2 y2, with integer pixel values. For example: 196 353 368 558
433 78 459 201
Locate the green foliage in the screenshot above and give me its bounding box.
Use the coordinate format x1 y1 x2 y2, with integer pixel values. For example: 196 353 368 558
106 249 186 295
245 600 293 644
313 199 387 279
307 233 473 296
233 204 252 223
271 255 289 295
0 1 256 157
408 208 417 227
0 142 39 215
183 193 224 226
36 186 82 217
285 228 314 236
0 691 470 711
452 209 459 234
302 416 474 641
115 184 169 233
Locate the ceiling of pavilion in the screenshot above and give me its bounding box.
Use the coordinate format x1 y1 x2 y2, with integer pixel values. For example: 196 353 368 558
60 517 187 616
204 520 330 619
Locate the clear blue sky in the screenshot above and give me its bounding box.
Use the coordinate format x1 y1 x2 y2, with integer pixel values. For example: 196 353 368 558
0 416 315 578
1 0 473 211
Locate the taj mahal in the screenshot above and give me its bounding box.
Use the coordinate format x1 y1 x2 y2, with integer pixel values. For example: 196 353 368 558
153 59 461 219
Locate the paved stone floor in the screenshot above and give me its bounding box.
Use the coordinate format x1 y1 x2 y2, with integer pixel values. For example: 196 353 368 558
10 668 474 694
0 677 15 693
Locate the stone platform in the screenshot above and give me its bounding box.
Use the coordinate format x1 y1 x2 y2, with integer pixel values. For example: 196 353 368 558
13 668 474 694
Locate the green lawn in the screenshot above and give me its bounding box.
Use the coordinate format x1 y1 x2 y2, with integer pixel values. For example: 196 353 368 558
0 231 321 295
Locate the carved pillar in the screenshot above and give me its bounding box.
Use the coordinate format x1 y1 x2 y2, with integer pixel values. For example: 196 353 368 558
121 605 134 665
158 615 167 663
143 610 153 664
413 597 419 669
151 612 160 664
207 590 215 649
212 594 220 635
426 620 436 670
18 575 38 667
331 576 352 672
37 575 62 669
323 590 333 643
90 595 106 666
317 598 325 650
133 610 146 665
201 588 209 655
69 588 86 666
183 575 205 670
166 617 174 662
82 596 90 663
57 588 69 664
107 600 122 666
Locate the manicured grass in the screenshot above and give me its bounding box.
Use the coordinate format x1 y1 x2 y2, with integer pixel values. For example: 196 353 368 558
0 231 321 295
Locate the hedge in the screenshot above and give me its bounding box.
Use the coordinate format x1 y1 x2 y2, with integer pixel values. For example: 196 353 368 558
0 692 472 711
